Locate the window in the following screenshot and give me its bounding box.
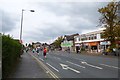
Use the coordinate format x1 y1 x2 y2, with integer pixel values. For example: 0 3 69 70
79 37 81 41
75 38 77 42
94 36 97 39
88 36 90 40
94 35 97 39
100 33 104 39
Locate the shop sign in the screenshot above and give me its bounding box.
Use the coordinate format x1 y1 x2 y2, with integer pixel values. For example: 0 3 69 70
89 42 98 46
100 41 111 45
61 41 73 47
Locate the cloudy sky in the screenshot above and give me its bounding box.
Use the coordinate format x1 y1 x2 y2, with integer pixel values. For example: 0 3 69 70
0 0 117 44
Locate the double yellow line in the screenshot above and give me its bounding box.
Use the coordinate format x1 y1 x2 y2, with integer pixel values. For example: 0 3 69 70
29 53 60 80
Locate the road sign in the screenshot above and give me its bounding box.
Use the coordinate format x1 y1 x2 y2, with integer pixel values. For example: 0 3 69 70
61 42 73 47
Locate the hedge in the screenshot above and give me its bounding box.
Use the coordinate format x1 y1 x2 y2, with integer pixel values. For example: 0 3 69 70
2 34 22 78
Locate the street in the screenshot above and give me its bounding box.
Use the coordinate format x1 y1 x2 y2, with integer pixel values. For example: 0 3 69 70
29 51 119 78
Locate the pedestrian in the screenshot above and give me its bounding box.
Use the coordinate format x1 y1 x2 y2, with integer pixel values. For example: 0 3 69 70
32 48 35 53
68 47 70 53
36 48 39 55
43 47 47 59
76 47 79 53
79 47 81 53
26 48 28 53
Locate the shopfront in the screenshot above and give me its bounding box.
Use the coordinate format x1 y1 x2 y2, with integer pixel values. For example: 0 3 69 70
88 42 100 53
100 41 111 50
75 43 81 53
61 41 73 51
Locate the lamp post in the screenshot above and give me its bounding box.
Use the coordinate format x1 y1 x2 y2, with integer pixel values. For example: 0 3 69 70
20 9 35 43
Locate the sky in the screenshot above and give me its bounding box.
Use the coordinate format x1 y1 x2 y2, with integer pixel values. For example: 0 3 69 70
0 0 119 44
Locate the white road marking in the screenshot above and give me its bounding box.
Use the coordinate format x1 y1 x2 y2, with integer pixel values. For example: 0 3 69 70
76 58 86 61
60 63 80 73
66 61 85 68
81 61 103 70
100 64 120 69
39 58 44 61
46 63 59 72
46 71 49 73
68 67 80 73
29 53 59 79
54 57 61 60
81 61 87 64
60 64 68 70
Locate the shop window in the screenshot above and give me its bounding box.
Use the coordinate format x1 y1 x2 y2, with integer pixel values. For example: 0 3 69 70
75 38 77 42
81 38 84 41
94 36 97 39
79 38 81 41
91 37 94 40
91 46 97 50
89 37 91 40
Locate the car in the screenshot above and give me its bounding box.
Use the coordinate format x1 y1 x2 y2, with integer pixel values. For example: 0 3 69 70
102 48 110 55
102 48 120 56
102 50 108 55
112 48 120 56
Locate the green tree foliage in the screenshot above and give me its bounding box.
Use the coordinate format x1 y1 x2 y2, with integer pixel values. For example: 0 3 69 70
2 34 22 78
98 1 120 49
53 36 63 48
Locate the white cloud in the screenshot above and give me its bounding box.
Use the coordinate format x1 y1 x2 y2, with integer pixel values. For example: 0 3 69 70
0 0 111 44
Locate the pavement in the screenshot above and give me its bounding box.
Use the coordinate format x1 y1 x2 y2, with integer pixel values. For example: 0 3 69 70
8 52 50 78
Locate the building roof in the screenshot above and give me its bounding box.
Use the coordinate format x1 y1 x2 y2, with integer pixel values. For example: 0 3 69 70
84 30 104 35
74 30 104 38
34 42 41 44
64 33 79 41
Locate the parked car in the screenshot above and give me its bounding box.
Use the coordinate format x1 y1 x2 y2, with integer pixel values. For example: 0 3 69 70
112 48 120 56
102 48 120 56
102 48 110 55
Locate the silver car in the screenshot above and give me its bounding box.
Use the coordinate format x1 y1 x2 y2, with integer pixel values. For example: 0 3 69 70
113 48 120 56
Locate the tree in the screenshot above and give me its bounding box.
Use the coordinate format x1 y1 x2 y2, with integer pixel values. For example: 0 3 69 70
98 1 120 49
52 36 63 49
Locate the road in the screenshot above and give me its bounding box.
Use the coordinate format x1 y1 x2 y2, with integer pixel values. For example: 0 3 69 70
29 50 119 78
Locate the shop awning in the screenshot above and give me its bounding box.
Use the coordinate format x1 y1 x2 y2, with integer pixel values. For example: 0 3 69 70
89 42 99 46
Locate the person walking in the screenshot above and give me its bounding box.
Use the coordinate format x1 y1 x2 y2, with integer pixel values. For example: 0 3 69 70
43 47 47 59
68 47 70 53
32 48 35 53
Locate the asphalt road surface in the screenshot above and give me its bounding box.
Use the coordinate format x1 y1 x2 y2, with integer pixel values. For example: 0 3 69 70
29 50 119 78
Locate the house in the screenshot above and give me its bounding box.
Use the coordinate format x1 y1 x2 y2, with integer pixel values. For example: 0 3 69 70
74 30 109 53
61 33 79 52
33 42 42 48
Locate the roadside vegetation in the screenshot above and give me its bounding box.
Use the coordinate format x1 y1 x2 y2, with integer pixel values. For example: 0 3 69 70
2 34 23 78
98 1 120 51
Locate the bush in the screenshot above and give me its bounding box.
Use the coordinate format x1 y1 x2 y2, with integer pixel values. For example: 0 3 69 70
2 34 22 78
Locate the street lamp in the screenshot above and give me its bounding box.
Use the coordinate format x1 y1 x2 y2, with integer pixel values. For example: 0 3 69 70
20 9 35 43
